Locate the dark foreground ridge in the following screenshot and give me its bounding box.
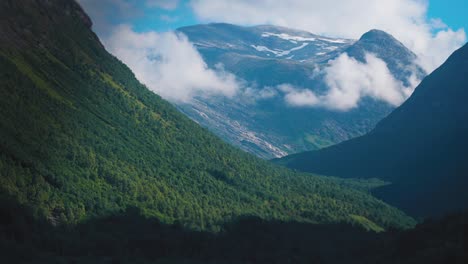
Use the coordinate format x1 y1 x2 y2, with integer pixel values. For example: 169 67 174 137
0 197 466 264
275 43 468 217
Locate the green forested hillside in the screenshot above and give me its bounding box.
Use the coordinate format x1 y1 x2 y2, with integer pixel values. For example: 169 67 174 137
0 0 414 230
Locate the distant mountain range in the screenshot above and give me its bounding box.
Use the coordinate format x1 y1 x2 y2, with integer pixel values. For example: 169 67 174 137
275 43 468 217
176 23 426 159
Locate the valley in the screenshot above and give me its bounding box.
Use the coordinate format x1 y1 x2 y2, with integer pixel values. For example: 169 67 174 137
0 0 466 263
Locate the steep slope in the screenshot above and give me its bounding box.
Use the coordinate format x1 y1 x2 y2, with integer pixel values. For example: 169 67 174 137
0 0 414 230
275 43 468 217
176 24 425 159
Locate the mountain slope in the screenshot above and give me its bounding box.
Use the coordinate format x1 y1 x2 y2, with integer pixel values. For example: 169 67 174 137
176 24 425 159
275 43 468 217
0 0 414 230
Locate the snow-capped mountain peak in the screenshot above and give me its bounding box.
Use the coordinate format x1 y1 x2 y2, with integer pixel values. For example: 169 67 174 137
175 23 425 159
178 23 355 62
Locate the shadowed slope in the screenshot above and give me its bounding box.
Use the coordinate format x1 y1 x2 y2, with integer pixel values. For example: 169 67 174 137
275 43 468 217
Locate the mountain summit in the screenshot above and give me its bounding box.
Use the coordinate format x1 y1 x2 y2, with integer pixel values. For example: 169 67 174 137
346 29 425 83
360 29 398 41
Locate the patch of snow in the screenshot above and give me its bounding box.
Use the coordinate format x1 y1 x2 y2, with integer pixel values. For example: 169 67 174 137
251 45 281 55
276 43 309 56
251 43 309 57
261 32 316 42
324 46 338 51
317 37 351 44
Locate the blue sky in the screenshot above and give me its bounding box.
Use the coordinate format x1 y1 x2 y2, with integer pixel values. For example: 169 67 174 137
427 0 467 32
131 0 197 32
78 0 467 34
119 0 468 33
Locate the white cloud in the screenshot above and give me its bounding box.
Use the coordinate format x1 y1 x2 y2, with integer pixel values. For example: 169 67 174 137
190 0 466 72
416 28 467 72
279 53 417 111
323 53 415 110
242 86 279 102
278 84 320 107
104 25 241 102
146 0 180 10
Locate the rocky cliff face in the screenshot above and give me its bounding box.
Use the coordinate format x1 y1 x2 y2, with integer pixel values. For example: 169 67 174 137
0 0 93 46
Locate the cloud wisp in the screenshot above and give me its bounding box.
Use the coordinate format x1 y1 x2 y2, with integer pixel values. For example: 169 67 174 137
104 25 241 102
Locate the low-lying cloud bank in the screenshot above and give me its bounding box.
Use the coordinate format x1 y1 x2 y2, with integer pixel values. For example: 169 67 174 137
103 25 422 111
279 53 418 111
104 25 241 102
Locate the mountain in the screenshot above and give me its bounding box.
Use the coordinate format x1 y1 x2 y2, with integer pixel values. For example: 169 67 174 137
178 23 354 64
275 43 468 217
176 23 426 159
0 0 414 231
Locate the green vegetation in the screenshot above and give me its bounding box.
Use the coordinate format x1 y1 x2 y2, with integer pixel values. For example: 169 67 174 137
303 133 335 150
0 0 414 231
349 214 385 232
0 198 465 264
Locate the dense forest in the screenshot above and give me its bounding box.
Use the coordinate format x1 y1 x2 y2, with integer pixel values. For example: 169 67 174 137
0 0 415 233
0 197 466 264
